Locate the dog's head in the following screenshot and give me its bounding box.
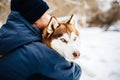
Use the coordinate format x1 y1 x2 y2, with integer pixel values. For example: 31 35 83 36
42 14 80 60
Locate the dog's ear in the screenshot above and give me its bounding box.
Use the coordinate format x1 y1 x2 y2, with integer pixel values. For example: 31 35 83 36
47 16 59 38
67 14 76 25
68 14 79 29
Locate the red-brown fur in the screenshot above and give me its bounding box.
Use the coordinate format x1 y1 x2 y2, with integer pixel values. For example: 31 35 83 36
42 17 79 47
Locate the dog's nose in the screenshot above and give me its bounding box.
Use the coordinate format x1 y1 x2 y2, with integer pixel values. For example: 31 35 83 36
73 51 80 58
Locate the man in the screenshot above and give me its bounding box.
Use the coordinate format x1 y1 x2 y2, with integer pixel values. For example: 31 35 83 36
0 0 82 80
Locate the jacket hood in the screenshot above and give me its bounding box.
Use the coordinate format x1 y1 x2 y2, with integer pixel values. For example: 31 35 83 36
0 11 42 55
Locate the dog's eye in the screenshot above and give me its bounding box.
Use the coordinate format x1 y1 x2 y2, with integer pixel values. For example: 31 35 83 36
60 38 68 43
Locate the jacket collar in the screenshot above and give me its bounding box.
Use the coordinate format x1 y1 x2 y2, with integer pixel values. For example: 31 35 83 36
0 11 42 55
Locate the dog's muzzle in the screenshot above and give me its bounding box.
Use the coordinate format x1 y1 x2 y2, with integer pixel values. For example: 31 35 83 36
73 51 80 59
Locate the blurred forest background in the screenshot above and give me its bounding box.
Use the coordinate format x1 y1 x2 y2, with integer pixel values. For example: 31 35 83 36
0 0 97 23
1 0 119 30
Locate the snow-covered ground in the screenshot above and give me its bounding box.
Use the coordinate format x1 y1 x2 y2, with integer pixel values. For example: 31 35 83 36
57 14 120 80
78 27 120 80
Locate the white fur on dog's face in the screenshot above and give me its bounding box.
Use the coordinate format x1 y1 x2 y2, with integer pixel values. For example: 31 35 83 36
51 32 80 60
42 14 80 60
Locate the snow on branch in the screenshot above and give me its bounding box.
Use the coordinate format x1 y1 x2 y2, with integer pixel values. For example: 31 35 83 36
64 0 81 5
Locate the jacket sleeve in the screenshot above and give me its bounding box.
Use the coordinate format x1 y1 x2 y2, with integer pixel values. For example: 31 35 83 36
11 0 49 24
30 42 82 80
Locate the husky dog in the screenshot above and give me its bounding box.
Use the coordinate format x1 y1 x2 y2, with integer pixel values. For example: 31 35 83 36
42 14 80 60
42 14 95 77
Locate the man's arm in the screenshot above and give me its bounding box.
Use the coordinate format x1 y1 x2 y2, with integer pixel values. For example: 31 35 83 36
31 43 82 80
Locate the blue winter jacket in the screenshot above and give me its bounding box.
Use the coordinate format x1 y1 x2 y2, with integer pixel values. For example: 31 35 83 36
0 11 81 80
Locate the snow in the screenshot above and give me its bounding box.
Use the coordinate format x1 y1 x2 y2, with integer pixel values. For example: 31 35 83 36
58 14 120 80
64 0 81 5
57 14 120 80
97 0 113 12
78 27 120 80
97 0 120 12
109 20 120 31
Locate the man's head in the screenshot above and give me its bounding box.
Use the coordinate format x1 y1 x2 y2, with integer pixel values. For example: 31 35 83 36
11 0 50 27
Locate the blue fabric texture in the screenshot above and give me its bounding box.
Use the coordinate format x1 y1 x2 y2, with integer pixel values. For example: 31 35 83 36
0 11 82 80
